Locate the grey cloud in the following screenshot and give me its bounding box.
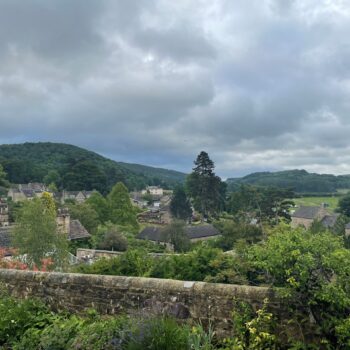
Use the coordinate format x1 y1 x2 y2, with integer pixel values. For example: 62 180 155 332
0 0 350 177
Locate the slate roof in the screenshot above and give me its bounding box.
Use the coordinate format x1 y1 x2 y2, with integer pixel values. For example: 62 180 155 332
345 222 350 230
138 226 163 241
185 225 220 239
69 220 91 240
291 206 322 219
0 226 12 248
137 224 220 242
320 214 339 228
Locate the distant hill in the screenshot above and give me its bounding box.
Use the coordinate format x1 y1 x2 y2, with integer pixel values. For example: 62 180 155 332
226 169 350 194
0 142 186 193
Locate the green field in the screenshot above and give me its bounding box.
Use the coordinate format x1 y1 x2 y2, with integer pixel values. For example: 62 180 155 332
292 196 340 211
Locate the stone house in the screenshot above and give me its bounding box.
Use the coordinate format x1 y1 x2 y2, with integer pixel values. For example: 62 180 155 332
56 208 91 240
137 224 221 249
61 190 93 204
291 205 329 229
0 202 9 227
8 183 47 202
291 205 343 230
0 209 91 251
142 186 164 196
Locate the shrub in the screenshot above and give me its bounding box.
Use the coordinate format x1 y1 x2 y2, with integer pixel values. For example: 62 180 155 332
71 316 131 350
0 296 54 346
126 317 189 350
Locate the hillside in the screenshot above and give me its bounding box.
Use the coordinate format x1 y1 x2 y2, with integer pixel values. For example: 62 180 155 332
0 142 186 193
226 169 350 193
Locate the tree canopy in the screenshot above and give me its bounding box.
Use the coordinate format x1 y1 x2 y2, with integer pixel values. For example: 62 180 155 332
107 182 138 228
13 198 67 268
170 186 192 222
186 151 224 218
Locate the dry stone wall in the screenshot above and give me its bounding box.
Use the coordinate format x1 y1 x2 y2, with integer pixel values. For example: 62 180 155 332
0 269 281 335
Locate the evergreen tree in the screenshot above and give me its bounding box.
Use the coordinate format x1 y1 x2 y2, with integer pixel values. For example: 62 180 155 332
186 151 224 218
107 182 138 228
0 164 9 188
86 191 110 223
170 186 192 222
338 194 350 217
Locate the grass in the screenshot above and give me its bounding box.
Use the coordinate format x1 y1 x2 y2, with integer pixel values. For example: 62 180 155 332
292 196 340 211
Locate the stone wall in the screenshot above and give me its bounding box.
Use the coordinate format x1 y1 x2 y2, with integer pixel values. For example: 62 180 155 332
0 269 281 336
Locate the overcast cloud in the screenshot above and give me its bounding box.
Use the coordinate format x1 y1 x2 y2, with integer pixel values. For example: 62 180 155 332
0 0 350 177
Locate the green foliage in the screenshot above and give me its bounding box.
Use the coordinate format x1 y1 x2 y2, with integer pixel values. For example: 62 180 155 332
188 323 215 350
13 198 68 268
337 193 350 216
186 151 225 218
215 220 263 250
0 142 185 192
71 316 131 349
86 191 110 223
107 182 138 228
248 224 350 346
68 202 100 235
43 169 61 188
161 220 191 252
170 186 192 221
97 227 128 251
227 169 350 194
127 317 189 350
142 192 153 205
222 299 276 350
75 249 154 277
227 185 294 223
0 163 9 188
0 293 218 350
0 296 53 346
62 158 108 193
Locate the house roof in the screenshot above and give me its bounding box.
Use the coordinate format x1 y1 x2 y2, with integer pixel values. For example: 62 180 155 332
137 224 220 242
292 206 322 219
69 220 91 240
185 225 220 239
138 226 163 241
21 189 35 197
320 214 339 228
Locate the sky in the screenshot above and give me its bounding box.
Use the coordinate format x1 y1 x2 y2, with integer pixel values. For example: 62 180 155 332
1 0 350 178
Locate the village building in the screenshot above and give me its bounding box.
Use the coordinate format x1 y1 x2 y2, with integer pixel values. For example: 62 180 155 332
8 183 48 202
291 205 329 229
291 204 343 230
137 224 221 249
56 208 91 240
0 202 9 227
61 190 93 204
141 186 164 196
0 209 90 251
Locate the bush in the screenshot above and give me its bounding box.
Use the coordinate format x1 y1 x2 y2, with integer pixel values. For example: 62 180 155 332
0 295 54 346
98 229 128 252
126 317 189 350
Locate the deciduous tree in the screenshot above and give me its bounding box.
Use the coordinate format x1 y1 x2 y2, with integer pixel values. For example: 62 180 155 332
13 199 68 269
161 220 190 252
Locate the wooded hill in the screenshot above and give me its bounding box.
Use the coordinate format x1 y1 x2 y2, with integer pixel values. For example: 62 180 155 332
227 169 350 194
0 142 186 193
